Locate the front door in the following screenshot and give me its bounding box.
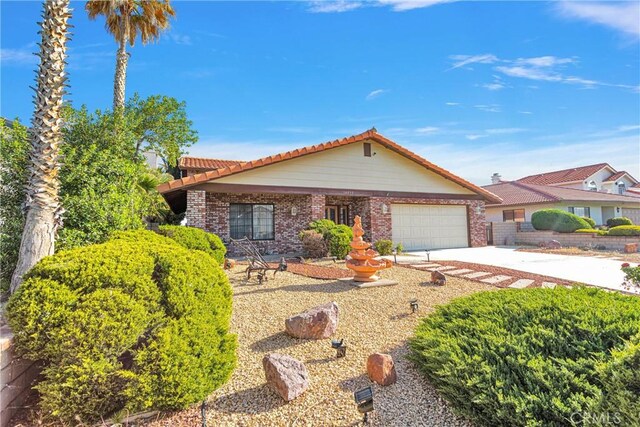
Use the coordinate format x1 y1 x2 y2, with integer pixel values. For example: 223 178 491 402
325 205 349 224
325 206 338 222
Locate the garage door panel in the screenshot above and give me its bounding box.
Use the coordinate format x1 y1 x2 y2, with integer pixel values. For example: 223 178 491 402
391 204 468 251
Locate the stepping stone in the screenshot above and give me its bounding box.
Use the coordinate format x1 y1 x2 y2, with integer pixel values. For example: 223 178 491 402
481 275 512 284
427 265 457 271
444 269 473 275
509 279 534 289
410 264 440 269
463 271 492 279
541 282 557 289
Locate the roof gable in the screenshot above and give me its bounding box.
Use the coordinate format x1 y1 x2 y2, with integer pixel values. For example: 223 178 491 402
159 129 501 203
517 163 612 185
603 171 639 184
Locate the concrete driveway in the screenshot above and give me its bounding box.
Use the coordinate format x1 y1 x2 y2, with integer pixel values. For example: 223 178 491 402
393 246 636 293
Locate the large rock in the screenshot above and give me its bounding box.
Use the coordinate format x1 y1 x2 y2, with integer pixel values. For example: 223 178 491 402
431 270 446 286
285 301 339 339
547 240 562 249
367 353 397 386
262 353 309 401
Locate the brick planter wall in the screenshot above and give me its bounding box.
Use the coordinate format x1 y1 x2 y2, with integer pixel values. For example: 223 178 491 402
1 326 40 427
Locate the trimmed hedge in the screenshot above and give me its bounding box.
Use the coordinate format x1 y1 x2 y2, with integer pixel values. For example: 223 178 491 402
607 217 633 227
327 224 353 259
608 225 640 236
531 209 592 233
157 225 226 265
581 216 596 228
6 230 236 423
374 239 394 255
410 287 640 427
575 228 608 236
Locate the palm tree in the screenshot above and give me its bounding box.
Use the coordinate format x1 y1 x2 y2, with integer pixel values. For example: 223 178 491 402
86 0 175 111
11 0 71 292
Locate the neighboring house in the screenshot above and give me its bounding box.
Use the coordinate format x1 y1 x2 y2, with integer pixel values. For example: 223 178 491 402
484 180 640 226
515 163 639 195
159 129 501 254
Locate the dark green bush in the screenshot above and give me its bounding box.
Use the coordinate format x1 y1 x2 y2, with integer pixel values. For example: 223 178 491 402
531 209 592 233
410 287 640 427
157 225 226 265
374 239 393 255
6 230 236 423
608 225 640 236
581 216 596 228
308 219 337 238
607 217 633 227
327 224 353 259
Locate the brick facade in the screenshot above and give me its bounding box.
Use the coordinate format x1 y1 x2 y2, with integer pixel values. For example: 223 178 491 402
186 191 488 255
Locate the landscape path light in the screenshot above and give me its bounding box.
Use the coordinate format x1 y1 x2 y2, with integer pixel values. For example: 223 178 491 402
354 386 374 424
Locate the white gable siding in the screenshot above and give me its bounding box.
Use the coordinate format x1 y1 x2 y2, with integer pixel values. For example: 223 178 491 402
213 141 475 195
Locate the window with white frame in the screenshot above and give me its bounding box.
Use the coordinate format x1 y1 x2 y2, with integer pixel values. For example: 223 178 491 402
618 182 626 195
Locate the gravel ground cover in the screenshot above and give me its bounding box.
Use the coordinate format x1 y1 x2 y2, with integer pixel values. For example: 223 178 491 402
144 265 493 427
404 261 574 288
266 261 353 280
517 247 640 264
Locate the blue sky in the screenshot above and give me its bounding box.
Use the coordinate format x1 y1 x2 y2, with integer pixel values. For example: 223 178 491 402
2 0 639 185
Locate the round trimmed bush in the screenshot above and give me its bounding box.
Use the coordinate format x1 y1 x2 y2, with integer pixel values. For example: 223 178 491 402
327 224 353 259
410 287 640 427
581 216 596 228
608 225 640 236
607 217 633 227
156 225 226 265
374 239 393 255
308 219 338 239
531 209 592 232
6 230 236 423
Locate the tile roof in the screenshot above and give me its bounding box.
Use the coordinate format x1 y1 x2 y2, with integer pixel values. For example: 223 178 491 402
517 163 611 185
483 181 640 206
158 129 502 203
179 157 245 170
603 171 638 183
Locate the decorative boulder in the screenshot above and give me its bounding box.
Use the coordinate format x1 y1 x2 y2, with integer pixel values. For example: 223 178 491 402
285 302 339 339
367 353 397 386
537 241 547 248
224 258 236 269
431 270 446 286
262 353 309 401
547 240 562 249
624 243 638 254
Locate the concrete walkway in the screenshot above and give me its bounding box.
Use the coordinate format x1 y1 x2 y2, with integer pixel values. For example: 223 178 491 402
391 246 637 294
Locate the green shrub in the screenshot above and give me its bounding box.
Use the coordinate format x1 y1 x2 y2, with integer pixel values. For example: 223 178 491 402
308 219 337 238
157 225 226 265
410 287 640 427
6 233 236 423
575 228 608 236
327 225 352 259
608 225 640 236
622 265 640 287
607 217 633 227
581 216 596 228
374 239 393 255
298 230 327 258
395 243 404 254
531 209 592 233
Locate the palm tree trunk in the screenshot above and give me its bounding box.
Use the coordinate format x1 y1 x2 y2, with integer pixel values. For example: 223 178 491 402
113 38 128 111
10 0 70 293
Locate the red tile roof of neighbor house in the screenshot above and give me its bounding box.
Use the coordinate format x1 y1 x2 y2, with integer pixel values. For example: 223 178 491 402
517 163 612 185
483 181 640 206
603 171 638 183
159 129 502 203
179 157 245 170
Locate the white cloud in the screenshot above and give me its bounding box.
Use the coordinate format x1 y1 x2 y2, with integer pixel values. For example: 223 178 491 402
474 104 501 113
514 56 575 67
366 89 387 100
0 48 37 65
168 33 192 45
266 126 318 134
555 1 640 38
448 54 498 70
617 125 640 132
485 128 526 135
308 1 363 13
465 134 488 141
445 102 460 106
518 111 533 115
415 126 440 134
481 82 505 91
495 65 562 82
376 0 455 11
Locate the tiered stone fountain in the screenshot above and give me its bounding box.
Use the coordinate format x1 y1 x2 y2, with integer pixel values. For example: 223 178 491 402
346 215 393 282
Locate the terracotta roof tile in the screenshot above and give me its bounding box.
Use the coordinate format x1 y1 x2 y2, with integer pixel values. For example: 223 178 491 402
159 129 502 203
517 163 611 185
483 181 640 206
179 157 245 170
603 171 638 183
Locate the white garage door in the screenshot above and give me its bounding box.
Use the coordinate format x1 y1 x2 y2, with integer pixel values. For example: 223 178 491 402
391 204 469 251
